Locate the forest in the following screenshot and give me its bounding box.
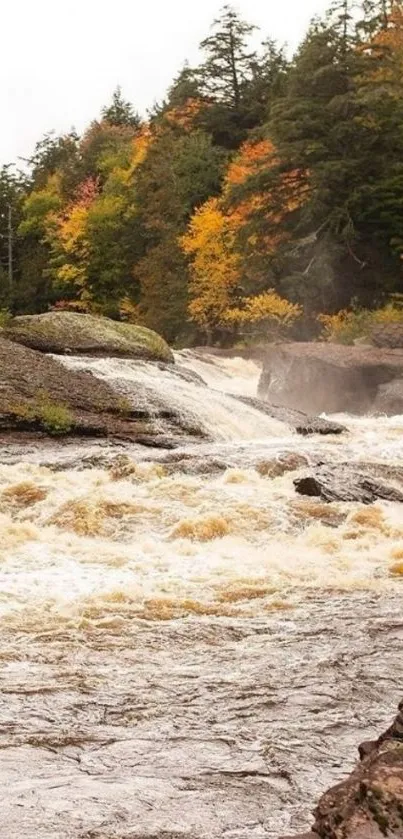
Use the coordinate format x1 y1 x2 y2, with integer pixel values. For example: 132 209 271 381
1 0 403 346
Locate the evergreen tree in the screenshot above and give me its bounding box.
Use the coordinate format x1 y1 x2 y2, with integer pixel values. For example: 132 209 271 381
199 5 256 108
102 87 141 128
167 63 203 108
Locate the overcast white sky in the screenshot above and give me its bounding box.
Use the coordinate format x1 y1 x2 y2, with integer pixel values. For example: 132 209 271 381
1 0 330 166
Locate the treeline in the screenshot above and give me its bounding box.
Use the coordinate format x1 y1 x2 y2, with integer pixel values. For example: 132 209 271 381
1 0 403 344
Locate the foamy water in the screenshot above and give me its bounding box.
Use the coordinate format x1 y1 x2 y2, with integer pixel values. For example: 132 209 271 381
0 350 402 838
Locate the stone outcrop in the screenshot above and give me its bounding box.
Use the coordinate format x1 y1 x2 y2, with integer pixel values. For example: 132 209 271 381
3 311 173 363
230 395 347 435
294 463 403 503
281 700 403 839
258 343 403 415
0 337 183 443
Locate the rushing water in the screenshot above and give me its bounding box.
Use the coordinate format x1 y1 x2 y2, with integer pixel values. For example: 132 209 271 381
0 351 402 838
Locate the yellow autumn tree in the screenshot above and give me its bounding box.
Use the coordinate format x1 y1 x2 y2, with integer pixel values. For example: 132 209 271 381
182 138 306 339
225 290 302 339
181 198 241 336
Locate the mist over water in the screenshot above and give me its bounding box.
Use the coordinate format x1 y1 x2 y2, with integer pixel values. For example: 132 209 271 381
0 350 402 838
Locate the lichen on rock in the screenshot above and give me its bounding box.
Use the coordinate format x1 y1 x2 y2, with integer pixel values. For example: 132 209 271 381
3 311 174 363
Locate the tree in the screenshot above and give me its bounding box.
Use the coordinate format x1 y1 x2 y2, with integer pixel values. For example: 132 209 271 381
134 124 226 341
102 86 141 128
181 197 241 339
167 63 203 108
361 0 393 32
199 5 256 109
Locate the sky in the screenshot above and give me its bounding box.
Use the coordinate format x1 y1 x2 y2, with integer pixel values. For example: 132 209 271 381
1 0 330 167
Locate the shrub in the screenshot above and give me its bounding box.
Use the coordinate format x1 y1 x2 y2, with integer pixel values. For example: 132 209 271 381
225 290 303 341
318 303 403 344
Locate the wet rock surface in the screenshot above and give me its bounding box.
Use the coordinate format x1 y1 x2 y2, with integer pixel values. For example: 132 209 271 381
258 343 403 415
230 395 347 436
294 463 403 504
282 700 403 839
373 378 403 415
0 339 209 445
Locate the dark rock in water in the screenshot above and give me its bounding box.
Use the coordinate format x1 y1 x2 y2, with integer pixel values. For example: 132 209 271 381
294 464 403 504
373 378 403 415
258 342 403 415
280 699 403 839
230 395 347 436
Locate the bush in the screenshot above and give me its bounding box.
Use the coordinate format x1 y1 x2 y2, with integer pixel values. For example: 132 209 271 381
318 303 403 344
225 290 303 342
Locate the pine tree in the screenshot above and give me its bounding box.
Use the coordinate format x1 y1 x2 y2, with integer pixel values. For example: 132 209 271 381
167 63 203 108
102 87 141 128
199 5 256 109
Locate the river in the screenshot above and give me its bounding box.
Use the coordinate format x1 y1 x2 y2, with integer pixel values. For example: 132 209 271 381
0 350 402 838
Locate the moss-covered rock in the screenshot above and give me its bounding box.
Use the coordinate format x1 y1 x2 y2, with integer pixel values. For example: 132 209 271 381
3 312 173 363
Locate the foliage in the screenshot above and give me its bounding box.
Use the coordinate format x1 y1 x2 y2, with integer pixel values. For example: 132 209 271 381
12 390 74 435
225 290 303 339
0 308 11 327
319 302 403 343
2 2 403 346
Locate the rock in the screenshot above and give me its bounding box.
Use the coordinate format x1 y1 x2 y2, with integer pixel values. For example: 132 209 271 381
257 453 310 478
373 378 403 415
294 463 403 504
372 322 403 348
280 699 403 839
230 395 347 436
0 337 182 444
3 311 174 363
258 342 403 415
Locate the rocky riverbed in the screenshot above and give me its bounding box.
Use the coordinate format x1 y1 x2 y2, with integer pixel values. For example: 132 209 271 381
0 330 402 837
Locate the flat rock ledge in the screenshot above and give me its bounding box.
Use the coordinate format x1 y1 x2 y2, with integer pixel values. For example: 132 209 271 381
231 395 347 436
280 699 403 839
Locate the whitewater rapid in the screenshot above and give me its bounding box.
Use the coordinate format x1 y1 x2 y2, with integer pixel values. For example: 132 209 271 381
0 349 402 838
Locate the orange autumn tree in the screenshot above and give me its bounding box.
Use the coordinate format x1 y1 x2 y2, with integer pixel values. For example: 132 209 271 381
182 138 306 339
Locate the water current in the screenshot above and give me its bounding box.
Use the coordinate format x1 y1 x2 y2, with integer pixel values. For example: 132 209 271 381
0 350 402 838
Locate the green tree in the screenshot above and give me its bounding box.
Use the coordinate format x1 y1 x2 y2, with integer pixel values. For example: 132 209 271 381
134 125 226 341
199 5 256 108
102 86 141 128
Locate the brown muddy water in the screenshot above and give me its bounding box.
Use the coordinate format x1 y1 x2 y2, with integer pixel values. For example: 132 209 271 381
0 352 402 838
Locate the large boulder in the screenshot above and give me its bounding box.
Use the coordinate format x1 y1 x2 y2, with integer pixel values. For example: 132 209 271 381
3 311 173 363
294 463 403 504
281 700 403 839
258 343 403 415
